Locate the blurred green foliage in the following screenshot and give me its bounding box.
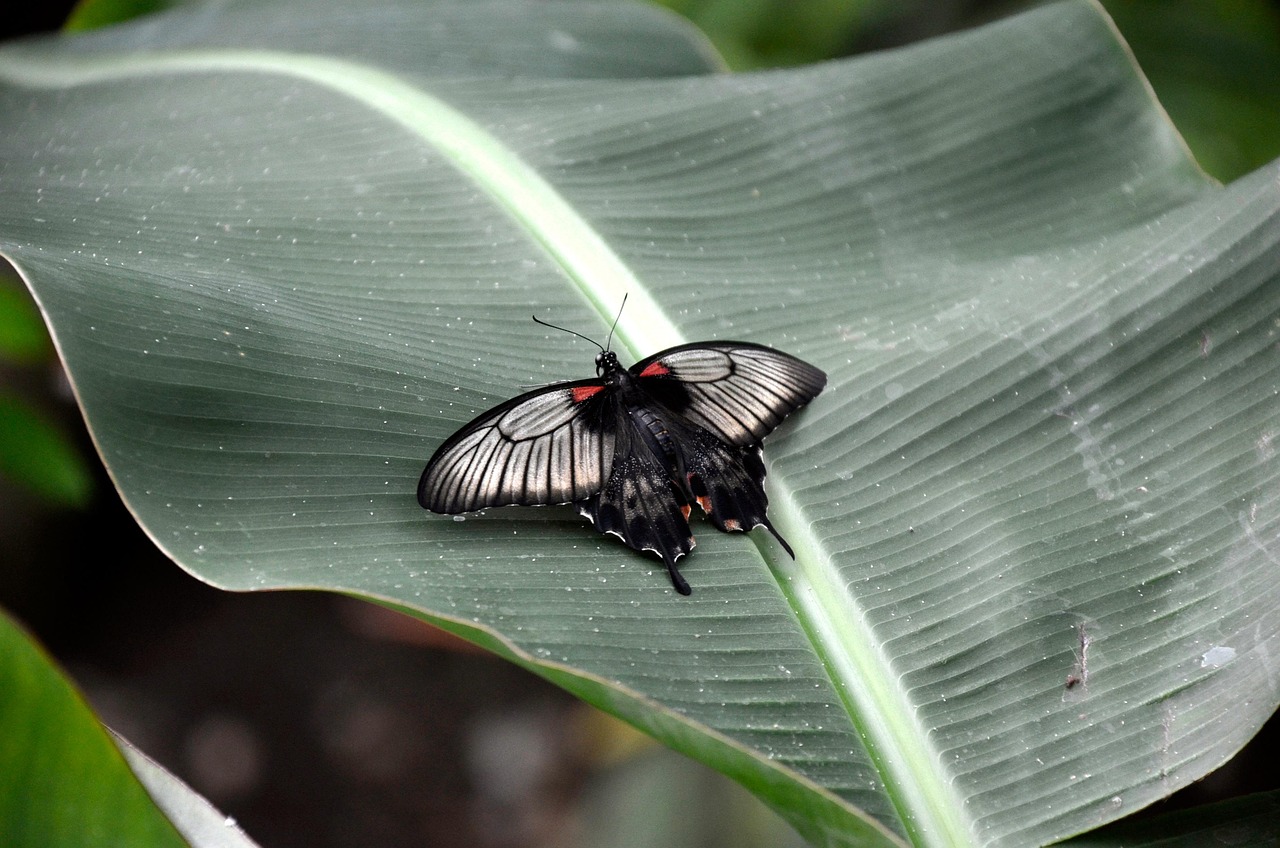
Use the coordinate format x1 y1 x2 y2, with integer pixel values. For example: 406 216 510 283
0 280 50 365
64 0 170 32
0 271 93 507
0 394 93 508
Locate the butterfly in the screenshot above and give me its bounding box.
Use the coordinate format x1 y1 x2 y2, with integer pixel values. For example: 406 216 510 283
418 309 825 595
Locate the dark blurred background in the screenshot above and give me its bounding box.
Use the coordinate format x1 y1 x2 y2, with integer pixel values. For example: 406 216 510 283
2 2 1278 846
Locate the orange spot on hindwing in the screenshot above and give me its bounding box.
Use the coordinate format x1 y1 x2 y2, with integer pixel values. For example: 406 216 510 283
639 361 671 378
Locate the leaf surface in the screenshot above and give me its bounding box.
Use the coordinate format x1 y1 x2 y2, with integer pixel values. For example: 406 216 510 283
1 2 1277 845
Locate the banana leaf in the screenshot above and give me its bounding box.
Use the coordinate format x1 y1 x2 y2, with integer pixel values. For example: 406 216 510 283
1 1 1277 845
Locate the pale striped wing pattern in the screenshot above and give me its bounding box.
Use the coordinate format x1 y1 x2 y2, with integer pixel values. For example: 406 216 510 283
630 342 827 445
418 380 615 514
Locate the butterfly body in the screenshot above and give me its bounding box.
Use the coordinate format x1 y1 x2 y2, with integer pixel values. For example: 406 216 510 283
419 340 825 595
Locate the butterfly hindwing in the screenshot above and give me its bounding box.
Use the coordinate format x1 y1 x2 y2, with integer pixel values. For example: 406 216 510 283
576 423 695 595
630 342 826 445
418 379 616 514
676 423 793 556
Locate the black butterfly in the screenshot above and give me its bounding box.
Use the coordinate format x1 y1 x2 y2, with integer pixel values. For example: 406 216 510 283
418 314 825 595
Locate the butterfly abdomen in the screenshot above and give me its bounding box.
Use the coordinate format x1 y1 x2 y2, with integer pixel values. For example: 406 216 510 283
628 403 678 467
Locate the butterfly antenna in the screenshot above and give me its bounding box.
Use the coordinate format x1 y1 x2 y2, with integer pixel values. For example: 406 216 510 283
531 314 604 351
604 293 628 353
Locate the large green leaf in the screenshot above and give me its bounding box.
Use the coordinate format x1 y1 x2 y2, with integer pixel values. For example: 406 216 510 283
1 1 1277 846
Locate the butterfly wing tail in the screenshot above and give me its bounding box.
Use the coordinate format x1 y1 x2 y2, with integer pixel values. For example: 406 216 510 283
760 519 796 559
683 433 798 558
663 552 692 595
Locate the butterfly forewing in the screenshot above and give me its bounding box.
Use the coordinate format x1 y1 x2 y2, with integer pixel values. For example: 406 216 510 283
631 342 826 445
418 380 615 514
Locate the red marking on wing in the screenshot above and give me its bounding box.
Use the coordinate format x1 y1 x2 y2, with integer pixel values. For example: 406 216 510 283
639 361 671 378
680 504 691 521
696 496 712 514
722 518 741 531
571 385 604 403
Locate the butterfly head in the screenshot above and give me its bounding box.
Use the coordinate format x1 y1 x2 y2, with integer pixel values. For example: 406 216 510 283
595 350 620 376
